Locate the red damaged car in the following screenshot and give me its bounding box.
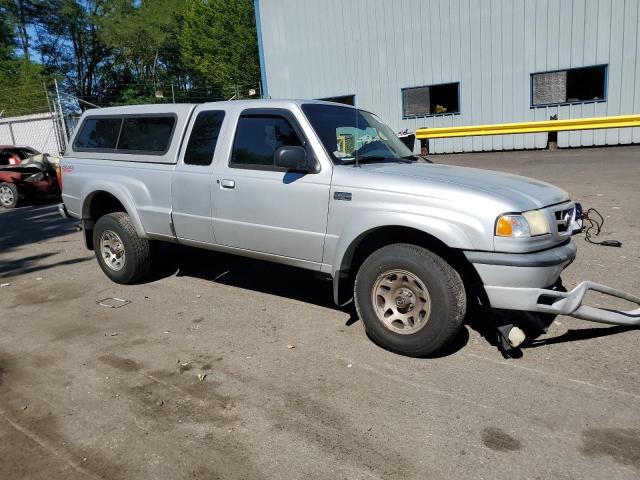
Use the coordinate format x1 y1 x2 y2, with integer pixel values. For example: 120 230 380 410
0 146 61 209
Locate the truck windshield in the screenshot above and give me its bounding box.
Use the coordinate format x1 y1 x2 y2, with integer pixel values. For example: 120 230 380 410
301 103 414 165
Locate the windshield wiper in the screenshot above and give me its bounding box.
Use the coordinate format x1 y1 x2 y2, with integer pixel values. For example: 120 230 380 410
339 156 413 165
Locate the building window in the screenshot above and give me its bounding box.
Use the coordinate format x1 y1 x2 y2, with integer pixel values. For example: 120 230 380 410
402 83 460 118
318 95 355 106
531 65 607 107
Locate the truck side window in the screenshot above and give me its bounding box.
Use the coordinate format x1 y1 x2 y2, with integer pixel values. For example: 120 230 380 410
184 111 226 166
117 116 176 153
74 118 122 150
230 115 302 168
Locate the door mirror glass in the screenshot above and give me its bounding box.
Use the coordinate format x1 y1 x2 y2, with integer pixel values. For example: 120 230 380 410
274 146 310 171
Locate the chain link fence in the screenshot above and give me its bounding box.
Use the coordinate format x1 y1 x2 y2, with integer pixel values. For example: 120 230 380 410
0 81 67 155
0 112 65 155
0 80 263 154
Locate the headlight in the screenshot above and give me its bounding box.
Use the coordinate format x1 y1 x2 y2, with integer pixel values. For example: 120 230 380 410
522 210 550 236
495 210 550 237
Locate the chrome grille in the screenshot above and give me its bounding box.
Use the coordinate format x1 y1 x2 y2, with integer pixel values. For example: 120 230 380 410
554 206 575 233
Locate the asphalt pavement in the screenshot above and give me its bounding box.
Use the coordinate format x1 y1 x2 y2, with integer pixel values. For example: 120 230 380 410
1 145 639 479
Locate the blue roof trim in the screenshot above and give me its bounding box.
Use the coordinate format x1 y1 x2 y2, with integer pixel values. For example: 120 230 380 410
253 0 269 98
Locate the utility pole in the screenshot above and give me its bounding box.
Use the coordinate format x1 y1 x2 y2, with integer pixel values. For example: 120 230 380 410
43 82 52 113
171 84 176 103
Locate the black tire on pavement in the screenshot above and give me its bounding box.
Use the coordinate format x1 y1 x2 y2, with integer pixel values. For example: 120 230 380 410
354 243 467 357
92 212 152 284
0 182 19 209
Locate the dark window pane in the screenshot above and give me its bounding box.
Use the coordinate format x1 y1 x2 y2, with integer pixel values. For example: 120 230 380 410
184 111 226 166
566 66 606 102
231 115 302 167
74 118 122 149
429 83 459 114
117 116 175 152
402 83 459 117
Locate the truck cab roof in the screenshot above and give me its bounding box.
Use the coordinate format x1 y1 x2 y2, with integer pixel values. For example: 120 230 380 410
67 100 357 163
77 99 354 116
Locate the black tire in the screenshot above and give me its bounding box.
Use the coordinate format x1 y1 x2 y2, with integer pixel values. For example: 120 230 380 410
0 183 19 209
354 244 466 357
92 212 151 284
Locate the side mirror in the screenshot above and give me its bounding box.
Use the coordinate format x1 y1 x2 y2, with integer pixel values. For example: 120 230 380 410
274 146 314 172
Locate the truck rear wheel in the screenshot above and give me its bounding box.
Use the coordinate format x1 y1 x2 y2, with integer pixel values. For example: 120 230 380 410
93 212 151 284
354 244 466 357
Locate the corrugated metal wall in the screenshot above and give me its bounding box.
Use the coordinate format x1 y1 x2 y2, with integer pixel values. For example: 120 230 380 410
258 0 640 153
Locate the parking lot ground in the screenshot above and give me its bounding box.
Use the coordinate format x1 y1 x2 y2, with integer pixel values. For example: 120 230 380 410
1 145 639 479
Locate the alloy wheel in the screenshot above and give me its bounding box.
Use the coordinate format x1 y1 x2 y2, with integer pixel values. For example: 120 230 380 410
370 269 432 334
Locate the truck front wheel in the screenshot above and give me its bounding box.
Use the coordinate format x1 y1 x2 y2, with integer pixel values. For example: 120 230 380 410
93 212 151 284
354 244 466 357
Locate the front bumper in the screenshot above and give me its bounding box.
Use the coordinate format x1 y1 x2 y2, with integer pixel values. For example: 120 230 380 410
465 240 577 296
465 240 640 326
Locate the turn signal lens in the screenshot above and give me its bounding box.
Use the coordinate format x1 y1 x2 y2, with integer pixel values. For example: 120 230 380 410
496 216 513 236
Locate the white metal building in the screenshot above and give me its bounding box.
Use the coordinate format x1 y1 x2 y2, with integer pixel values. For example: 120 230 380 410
254 0 640 153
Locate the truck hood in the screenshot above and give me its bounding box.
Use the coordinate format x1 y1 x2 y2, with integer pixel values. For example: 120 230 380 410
359 162 570 210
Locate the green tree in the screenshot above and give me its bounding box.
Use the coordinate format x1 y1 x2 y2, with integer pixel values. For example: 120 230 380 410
99 0 185 91
2 0 263 111
0 3 48 117
0 7 17 62
180 0 260 96
0 0 42 60
0 60 48 117
36 0 113 109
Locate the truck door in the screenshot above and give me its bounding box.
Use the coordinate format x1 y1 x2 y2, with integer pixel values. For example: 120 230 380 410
170 109 226 244
211 108 331 264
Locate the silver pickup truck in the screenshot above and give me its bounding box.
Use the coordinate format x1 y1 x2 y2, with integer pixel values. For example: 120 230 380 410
59 100 640 356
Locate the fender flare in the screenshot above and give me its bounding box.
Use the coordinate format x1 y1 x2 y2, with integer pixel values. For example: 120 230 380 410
80 183 147 239
330 212 477 306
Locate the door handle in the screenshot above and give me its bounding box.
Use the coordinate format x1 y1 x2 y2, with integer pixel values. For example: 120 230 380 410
220 179 235 189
